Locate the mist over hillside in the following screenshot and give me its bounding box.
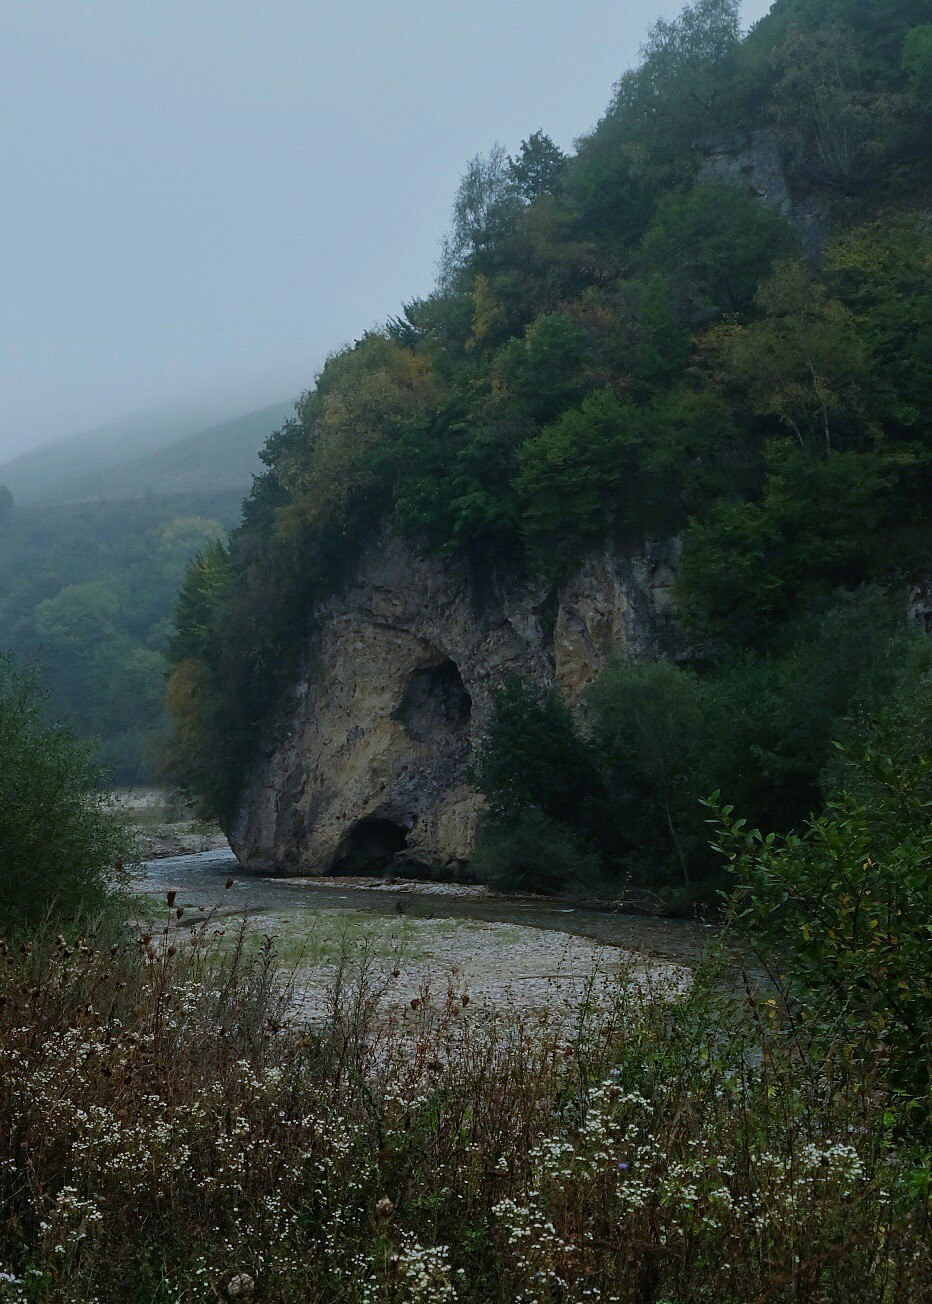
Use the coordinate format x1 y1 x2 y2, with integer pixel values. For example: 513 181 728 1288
0 398 294 506
62 401 295 504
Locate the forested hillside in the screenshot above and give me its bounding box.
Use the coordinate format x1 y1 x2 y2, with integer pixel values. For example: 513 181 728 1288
0 403 229 505
169 0 931 892
0 495 241 779
0 403 291 780
62 402 294 504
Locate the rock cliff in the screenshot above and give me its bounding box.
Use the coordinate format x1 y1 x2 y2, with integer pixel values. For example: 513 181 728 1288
226 533 678 873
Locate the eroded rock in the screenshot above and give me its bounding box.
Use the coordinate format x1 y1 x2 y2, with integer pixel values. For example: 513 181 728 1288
226 533 677 873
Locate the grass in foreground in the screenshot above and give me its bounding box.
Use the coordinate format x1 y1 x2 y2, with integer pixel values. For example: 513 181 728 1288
0 919 929 1303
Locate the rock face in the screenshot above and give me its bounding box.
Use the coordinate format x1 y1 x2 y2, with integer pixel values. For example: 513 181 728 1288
226 533 678 874
698 130 828 254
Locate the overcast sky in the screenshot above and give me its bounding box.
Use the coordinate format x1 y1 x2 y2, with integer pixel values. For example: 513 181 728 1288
0 0 772 461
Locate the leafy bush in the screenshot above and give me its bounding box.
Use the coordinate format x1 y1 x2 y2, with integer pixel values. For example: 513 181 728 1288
640 182 793 320
470 806 602 892
472 596 928 895
0 658 130 929
714 711 932 1103
588 658 729 885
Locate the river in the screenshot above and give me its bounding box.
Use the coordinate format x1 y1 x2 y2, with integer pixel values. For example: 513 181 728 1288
136 848 716 968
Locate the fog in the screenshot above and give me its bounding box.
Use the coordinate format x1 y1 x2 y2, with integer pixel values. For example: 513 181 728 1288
0 0 772 462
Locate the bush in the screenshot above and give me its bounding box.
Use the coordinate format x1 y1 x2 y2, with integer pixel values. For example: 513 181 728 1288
470 806 602 892
714 725 932 1105
0 658 130 929
588 658 729 885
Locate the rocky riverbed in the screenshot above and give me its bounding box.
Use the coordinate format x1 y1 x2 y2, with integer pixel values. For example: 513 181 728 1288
133 850 709 1025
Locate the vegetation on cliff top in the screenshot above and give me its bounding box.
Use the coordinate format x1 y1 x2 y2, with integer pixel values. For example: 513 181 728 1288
167 0 930 848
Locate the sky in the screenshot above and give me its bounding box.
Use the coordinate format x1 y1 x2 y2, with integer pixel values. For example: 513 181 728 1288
0 0 773 461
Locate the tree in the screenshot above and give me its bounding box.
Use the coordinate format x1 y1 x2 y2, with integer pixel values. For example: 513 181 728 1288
768 22 907 191
508 131 567 201
678 440 911 642
439 145 520 283
0 484 12 522
159 516 225 586
902 22 932 100
0 657 129 928
826 215 932 436
499 311 589 421
704 260 867 453
34 583 120 653
603 0 743 168
588 659 727 885
516 390 645 571
471 677 605 891
714 710 932 1098
640 182 792 320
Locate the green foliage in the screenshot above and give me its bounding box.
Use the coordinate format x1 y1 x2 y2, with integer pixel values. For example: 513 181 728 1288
34 582 120 650
498 311 589 421
602 0 744 172
714 722 932 1100
767 20 909 191
705 259 867 452
470 678 608 891
508 130 566 201
0 657 130 929
641 182 794 320
168 0 930 822
470 806 601 892
472 597 928 894
588 659 728 885
440 144 521 284
902 23 932 98
516 390 644 569
472 677 602 829
0 495 238 783
678 441 915 642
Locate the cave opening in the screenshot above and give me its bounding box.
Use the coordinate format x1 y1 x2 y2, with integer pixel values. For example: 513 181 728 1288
331 817 409 874
393 657 472 742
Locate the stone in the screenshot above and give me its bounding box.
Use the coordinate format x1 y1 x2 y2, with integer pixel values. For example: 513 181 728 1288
225 532 677 874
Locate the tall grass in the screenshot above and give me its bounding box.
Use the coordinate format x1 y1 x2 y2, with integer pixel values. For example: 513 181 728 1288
0 912 928 1302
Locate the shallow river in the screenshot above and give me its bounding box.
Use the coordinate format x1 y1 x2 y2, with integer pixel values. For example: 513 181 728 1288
138 849 716 967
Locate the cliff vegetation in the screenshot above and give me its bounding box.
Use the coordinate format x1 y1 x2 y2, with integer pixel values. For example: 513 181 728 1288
168 0 931 894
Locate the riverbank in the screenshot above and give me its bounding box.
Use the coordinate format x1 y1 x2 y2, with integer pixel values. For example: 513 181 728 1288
114 786 229 858
133 850 708 1027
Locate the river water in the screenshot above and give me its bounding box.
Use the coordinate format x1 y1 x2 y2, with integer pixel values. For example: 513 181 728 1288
137 849 716 967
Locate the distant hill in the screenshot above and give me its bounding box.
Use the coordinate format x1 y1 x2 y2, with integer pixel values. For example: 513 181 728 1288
0 403 231 504
65 401 293 502
0 400 292 505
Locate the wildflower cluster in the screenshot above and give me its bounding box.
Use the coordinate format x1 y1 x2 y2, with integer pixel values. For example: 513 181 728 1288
0 927 928 1302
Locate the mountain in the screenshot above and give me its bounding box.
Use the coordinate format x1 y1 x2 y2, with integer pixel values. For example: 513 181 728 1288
64 402 294 502
0 401 293 506
0 403 231 505
166 0 930 897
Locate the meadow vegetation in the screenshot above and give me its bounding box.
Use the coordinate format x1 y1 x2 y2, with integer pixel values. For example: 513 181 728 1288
0 893 929 1303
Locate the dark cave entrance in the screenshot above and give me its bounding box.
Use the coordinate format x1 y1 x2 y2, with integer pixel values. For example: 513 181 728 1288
393 657 472 743
330 817 409 874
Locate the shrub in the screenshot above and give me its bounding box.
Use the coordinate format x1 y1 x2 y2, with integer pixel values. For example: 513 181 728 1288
713 728 932 1105
588 658 729 885
470 806 602 893
0 920 929 1300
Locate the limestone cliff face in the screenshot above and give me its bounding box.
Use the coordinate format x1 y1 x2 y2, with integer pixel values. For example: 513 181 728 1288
226 533 678 874
698 129 828 253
